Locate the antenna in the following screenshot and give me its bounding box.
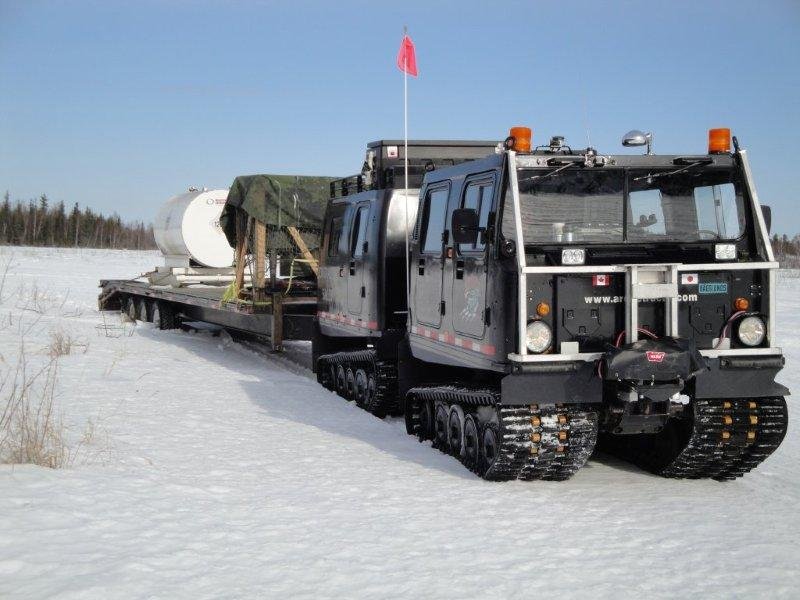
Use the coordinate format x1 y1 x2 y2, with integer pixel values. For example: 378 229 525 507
582 90 592 149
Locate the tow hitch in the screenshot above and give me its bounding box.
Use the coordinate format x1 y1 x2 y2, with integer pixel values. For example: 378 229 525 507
602 338 707 434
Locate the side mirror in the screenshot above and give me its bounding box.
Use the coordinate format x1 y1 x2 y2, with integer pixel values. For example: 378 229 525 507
622 129 653 155
451 208 479 245
761 205 772 234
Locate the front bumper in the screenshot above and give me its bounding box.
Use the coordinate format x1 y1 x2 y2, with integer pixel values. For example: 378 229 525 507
500 350 788 406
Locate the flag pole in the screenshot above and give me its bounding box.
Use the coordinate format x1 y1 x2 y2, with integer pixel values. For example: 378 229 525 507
403 26 410 313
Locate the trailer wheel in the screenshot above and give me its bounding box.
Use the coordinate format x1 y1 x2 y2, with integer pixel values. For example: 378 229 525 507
137 298 151 322
124 297 139 322
152 301 178 330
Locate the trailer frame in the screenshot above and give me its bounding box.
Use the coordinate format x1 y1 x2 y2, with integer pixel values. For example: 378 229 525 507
98 279 316 350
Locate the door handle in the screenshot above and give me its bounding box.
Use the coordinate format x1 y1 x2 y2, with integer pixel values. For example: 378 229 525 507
349 260 356 276
418 258 425 276
455 259 465 280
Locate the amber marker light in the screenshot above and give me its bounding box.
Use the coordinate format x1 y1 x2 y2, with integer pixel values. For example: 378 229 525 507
536 301 551 317
708 128 731 154
734 297 750 311
509 126 532 153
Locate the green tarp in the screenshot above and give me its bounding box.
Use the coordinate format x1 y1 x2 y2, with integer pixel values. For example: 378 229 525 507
220 174 335 248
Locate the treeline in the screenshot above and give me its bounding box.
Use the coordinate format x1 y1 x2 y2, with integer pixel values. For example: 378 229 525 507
772 234 800 268
0 192 156 250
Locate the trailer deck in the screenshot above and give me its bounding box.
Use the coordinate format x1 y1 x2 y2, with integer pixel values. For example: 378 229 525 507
99 278 317 349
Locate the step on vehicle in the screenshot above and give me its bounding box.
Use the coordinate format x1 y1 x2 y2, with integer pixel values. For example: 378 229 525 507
315 128 789 481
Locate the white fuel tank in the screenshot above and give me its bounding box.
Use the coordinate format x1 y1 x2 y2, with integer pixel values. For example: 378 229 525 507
153 189 233 268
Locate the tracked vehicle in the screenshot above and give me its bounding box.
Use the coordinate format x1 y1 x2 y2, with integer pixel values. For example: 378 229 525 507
315 128 789 481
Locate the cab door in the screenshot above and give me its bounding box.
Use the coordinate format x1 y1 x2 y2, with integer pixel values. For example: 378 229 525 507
347 203 370 315
414 183 450 327
452 175 496 338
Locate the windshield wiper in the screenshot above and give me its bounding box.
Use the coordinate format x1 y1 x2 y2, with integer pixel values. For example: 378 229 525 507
632 159 710 182
518 161 579 183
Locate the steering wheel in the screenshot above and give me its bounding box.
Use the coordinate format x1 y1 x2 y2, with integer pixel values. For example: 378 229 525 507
696 229 721 240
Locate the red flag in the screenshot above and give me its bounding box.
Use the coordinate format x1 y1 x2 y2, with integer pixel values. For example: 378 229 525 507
396 34 418 77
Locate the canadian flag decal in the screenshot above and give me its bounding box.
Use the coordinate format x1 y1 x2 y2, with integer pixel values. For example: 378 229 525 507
592 274 610 287
646 351 666 363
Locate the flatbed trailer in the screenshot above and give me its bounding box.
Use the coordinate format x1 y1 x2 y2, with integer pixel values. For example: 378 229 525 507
98 278 317 350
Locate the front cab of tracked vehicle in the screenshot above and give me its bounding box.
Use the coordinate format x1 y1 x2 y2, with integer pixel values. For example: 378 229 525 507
408 127 788 448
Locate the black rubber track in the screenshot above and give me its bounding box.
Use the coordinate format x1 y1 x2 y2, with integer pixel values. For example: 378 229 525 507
317 350 398 417
406 386 599 481
597 397 788 481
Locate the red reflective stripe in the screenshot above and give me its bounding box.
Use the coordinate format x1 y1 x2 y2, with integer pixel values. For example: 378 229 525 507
409 325 495 356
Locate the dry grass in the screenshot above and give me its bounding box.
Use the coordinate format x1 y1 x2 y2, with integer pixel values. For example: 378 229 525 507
0 346 69 468
49 330 89 358
0 255 106 469
95 311 136 339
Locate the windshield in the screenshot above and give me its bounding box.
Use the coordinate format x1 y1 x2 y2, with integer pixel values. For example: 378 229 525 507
504 166 746 244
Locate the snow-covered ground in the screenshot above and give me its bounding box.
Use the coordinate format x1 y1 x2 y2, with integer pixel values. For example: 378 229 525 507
0 246 798 599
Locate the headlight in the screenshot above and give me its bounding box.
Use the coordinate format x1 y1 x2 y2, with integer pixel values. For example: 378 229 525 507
737 315 766 347
715 243 737 260
526 320 552 353
562 248 586 265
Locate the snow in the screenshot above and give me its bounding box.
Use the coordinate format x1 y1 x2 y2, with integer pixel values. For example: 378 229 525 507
1 246 799 599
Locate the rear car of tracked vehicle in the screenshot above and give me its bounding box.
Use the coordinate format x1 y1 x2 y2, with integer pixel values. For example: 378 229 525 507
402 126 788 481
313 140 499 415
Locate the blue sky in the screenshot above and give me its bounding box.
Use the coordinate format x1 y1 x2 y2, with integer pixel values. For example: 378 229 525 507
1 0 799 232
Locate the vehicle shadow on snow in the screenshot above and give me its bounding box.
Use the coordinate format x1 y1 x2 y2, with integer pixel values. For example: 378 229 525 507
136 325 655 482
588 451 658 476
136 325 478 481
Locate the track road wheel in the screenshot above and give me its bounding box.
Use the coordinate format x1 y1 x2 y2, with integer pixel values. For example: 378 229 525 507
327 363 338 391
479 422 501 478
462 414 480 471
335 365 347 398
137 298 151 322
316 359 334 390
366 373 377 406
416 399 434 441
434 404 449 451
345 368 356 400
354 368 368 407
448 406 465 457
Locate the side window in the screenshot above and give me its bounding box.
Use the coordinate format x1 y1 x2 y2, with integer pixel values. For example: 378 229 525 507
327 216 343 257
459 180 495 252
421 187 449 254
352 205 369 258
694 184 742 239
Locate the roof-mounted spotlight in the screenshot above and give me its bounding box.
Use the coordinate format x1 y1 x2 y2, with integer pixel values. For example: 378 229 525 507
622 129 653 155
